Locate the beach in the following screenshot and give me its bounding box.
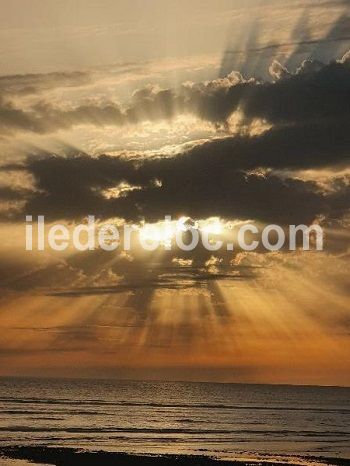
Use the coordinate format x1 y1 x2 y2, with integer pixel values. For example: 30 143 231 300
0 378 349 466
1 446 350 466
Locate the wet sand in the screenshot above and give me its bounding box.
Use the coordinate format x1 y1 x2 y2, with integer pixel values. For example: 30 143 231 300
0 447 349 466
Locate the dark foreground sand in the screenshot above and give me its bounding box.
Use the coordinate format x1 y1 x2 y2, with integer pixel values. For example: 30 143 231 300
0 447 349 466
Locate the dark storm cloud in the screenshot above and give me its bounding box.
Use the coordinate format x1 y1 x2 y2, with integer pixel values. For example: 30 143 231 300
3 71 350 224
242 60 350 124
1 48 350 225
186 119 350 171
1 54 350 136
10 124 349 224
178 57 350 126
131 54 348 126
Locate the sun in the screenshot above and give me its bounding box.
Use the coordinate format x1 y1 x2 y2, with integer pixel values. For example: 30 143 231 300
139 220 175 249
138 217 226 250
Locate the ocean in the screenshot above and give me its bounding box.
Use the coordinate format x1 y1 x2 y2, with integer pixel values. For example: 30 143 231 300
0 377 349 464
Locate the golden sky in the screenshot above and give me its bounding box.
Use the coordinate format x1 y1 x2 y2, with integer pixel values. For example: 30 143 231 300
0 0 349 385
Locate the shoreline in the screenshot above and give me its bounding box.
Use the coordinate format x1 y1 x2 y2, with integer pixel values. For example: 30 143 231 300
0 447 349 466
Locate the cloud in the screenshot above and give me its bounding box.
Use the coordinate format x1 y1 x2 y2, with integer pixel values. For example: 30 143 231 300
0 48 350 227
1 54 350 138
269 60 290 80
242 60 350 124
0 97 126 135
0 70 93 97
4 137 347 225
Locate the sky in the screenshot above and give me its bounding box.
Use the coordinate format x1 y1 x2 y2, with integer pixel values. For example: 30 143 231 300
0 0 349 385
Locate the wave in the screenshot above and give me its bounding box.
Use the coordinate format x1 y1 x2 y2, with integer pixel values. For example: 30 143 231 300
0 426 349 436
0 397 349 413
